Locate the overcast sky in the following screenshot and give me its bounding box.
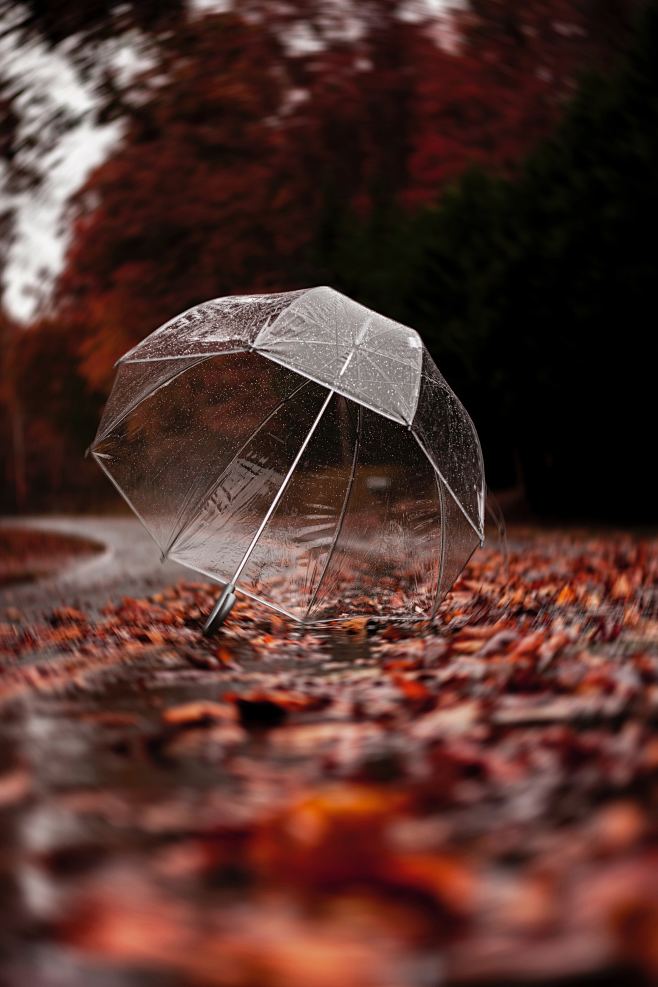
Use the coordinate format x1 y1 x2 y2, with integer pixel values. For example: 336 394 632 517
0 7 130 321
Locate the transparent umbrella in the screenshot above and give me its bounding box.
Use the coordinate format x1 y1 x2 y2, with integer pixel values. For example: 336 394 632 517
90 286 485 632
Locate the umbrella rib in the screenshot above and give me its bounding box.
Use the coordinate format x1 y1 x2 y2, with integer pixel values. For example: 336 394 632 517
303 402 362 622
431 476 447 619
166 377 312 558
91 451 167 554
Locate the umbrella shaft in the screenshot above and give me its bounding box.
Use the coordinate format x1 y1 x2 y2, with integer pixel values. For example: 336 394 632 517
231 386 336 586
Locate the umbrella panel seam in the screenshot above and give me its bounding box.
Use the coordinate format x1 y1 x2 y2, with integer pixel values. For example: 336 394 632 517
412 429 484 542
119 347 247 365
303 400 363 622
92 356 211 449
255 350 410 426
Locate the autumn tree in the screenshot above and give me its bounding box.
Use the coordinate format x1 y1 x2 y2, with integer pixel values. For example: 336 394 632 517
55 3 446 392
5 0 647 508
55 11 307 392
1 315 102 510
405 0 638 203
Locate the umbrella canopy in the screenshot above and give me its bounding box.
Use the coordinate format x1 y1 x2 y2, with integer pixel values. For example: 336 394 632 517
90 286 485 626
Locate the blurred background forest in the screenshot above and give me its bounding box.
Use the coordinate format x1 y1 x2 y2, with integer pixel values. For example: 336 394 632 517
0 0 655 521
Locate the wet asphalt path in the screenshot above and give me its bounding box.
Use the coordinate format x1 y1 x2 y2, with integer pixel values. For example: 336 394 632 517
0 515 189 620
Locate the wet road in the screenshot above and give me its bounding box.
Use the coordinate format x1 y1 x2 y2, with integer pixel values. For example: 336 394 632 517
0 515 189 619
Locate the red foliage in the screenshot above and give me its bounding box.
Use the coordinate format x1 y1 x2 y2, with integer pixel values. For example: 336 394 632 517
52 1 634 392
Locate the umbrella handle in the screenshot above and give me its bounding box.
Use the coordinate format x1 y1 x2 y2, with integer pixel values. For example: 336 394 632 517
203 583 236 635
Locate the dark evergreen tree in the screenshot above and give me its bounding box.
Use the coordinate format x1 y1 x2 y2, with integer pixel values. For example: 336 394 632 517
402 0 658 516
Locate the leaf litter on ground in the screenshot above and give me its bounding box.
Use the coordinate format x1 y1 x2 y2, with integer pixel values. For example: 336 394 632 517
1 527 658 985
